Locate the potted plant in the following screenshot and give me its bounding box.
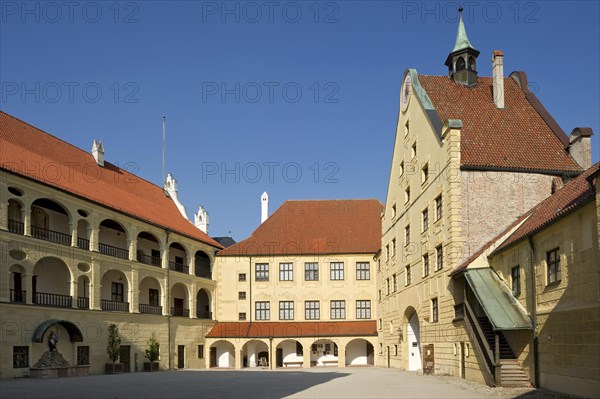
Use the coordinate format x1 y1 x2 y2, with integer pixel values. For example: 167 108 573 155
143 333 160 372
105 324 124 374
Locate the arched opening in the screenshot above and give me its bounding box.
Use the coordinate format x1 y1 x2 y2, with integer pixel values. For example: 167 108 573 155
345 338 375 366
194 250 211 279
7 199 24 234
276 340 303 368
99 219 129 259
9 264 26 303
468 56 476 71
137 232 162 267
196 288 211 319
310 339 338 367
77 275 90 309
100 269 129 312
76 219 90 250
139 276 162 314
170 283 189 317
168 242 188 274
30 198 71 246
32 257 72 308
210 341 235 368
242 340 269 368
404 307 422 371
456 56 466 71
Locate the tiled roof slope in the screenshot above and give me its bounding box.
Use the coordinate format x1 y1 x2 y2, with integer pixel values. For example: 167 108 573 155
418 76 582 174
0 111 222 249
218 199 383 256
492 162 599 254
206 321 377 338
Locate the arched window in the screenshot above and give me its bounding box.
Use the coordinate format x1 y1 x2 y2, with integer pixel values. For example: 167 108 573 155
468 56 476 71
456 57 466 71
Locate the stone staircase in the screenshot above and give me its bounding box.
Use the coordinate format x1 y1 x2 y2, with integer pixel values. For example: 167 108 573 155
477 317 531 387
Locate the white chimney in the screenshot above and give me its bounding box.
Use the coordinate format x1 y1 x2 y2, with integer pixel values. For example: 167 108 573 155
92 139 104 166
261 192 269 224
492 50 504 109
568 128 593 169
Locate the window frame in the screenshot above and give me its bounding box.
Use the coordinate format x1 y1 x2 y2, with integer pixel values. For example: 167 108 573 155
422 207 429 232
435 195 443 221
356 262 370 280
279 301 294 320
330 262 345 280
405 265 411 286
547 248 561 284
238 291 246 300
13 346 29 368
432 297 439 323
255 301 270 320
511 266 521 296
436 245 443 271
305 300 320 320
111 282 124 302
423 253 430 277
356 300 371 319
279 263 293 281
255 263 269 282
305 262 319 281
330 300 346 319
238 273 246 282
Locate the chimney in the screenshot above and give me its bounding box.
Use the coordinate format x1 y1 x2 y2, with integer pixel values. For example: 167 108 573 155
261 192 269 224
92 139 104 166
568 128 593 169
492 50 504 109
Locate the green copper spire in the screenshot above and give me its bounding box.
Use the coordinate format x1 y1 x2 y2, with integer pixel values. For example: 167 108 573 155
452 8 475 52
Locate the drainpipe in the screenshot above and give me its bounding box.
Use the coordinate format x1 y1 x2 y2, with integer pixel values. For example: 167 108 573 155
166 229 172 371
527 236 539 387
249 256 252 322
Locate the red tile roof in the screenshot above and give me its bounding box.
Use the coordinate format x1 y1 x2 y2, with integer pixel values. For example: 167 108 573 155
206 321 377 338
218 199 383 256
491 162 599 254
0 111 222 249
418 75 582 174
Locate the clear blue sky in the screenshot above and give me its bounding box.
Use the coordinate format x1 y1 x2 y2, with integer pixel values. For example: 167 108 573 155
2 1 599 240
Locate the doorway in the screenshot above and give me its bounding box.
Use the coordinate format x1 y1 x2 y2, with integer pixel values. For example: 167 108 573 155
407 312 422 371
276 348 283 368
119 346 131 372
210 347 217 367
177 345 185 369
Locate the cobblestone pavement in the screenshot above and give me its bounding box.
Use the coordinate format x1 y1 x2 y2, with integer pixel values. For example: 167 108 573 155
0 367 581 399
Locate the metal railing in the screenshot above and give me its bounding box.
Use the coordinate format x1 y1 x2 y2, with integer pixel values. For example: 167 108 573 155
77 297 89 309
31 225 72 246
77 237 90 250
34 292 73 308
196 310 212 319
8 219 24 234
99 243 129 260
10 289 26 303
139 304 162 315
170 307 190 317
101 299 129 312
195 269 212 279
464 300 496 386
137 253 162 267
169 261 189 274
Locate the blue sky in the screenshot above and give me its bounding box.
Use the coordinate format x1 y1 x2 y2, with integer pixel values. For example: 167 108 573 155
1 0 599 240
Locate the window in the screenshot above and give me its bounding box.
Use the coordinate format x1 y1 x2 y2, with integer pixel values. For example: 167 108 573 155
405 225 410 247
400 161 405 177
238 291 246 300
255 301 270 320
296 342 303 356
435 195 443 221
511 266 521 296
279 301 294 320
422 208 429 232
356 262 370 280
175 255 184 265
279 263 293 281
404 120 409 137
394 345 398 356
391 238 397 256
423 254 430 277
356 300 371 319
391 203 397 218
13 346 29 368
380 344 383 354
405 265 411 285
378 289 382 301
405 187 411 204
239 312 247 321
305 262 319 281
330 262 344 280
149 289 159 306
238 273 246 282
255 263 269 281
111 282 124 302
377 259 381 271
198 345 204 358
432 298 439 323
77 346 89 365
392 274 397 292
411 142 417 158
436 245 443 271
547 248 561 284
378 319 382 330
385 245 390 261
422 162 429 183
330 300 346 319
386 278 390 295
305 301 320 320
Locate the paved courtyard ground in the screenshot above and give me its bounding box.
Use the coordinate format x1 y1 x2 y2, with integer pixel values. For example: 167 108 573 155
0 367 578 399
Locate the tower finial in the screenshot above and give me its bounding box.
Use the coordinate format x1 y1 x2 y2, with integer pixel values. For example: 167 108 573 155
444 6 480 86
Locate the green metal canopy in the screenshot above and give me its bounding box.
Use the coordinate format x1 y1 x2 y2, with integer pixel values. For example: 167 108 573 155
464 269 532 331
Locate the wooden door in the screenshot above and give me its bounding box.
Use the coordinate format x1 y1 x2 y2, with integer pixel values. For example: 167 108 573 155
210 347 217 367
120 346 131 372
177 345 185 369
276 348 283 368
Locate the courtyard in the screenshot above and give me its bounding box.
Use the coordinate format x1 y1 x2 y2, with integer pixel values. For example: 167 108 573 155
0 367 577 399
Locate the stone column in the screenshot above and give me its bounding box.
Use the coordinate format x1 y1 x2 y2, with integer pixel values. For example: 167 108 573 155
162 276 170 316
70 278 79 308
162 248 169 269
190 282 197 319
235 346 244 370
336 341 346 368
130 267 139 313
0 201 8 231
90 259 102 310
0 270 11 302
89 226 99 252
128 239 137 262
188 255 194 276
70 221 78 247
302 340 312 368
22 207 31 236
24 273 33 304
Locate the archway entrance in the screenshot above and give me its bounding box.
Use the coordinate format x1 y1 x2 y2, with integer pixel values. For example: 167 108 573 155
407 311 422 371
